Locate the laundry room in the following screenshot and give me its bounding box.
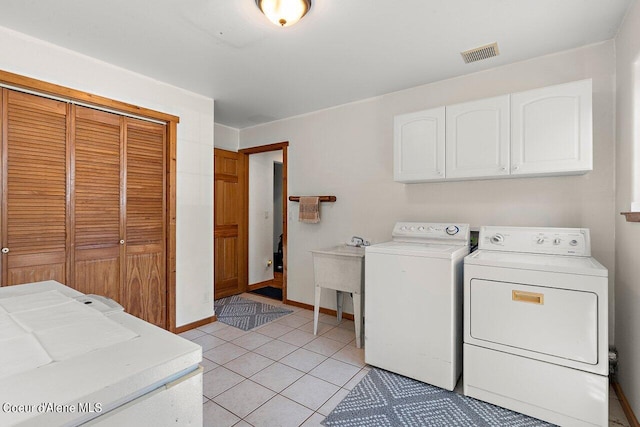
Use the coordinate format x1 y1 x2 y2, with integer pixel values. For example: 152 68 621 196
238 42 618 340
1 0 639 426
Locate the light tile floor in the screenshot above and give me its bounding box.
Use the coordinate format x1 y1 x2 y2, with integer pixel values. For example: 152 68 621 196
182 293 631 427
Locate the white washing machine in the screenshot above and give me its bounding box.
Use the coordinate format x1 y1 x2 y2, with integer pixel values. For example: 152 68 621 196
365 222 469 391
464 226 608 426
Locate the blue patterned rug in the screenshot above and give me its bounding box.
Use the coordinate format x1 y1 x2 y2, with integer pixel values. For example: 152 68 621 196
323 368 555 426
214 295 293 331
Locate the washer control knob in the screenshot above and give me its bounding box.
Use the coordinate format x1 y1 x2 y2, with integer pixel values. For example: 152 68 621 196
490 234 504 244
445 225 459 235
418 226 425 231
409 226 415 231
553 238 561 245
400 226 407 231
536 237 545 244
570 239 578 246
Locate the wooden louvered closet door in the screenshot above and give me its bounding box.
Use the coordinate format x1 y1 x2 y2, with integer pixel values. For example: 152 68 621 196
0 90 69 285
72 106 123 301
0 88 168 328
124 118 166 327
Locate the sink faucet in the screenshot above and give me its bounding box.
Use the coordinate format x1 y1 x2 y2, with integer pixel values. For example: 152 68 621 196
350 236 370 247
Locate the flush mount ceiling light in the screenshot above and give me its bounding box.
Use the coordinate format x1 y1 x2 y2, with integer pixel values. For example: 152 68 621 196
256 0 311 27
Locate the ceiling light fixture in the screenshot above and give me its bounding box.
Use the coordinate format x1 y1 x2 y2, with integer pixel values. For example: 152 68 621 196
256 0 311 27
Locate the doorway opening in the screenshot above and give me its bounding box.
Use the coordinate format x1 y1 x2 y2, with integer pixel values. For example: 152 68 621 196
250 161 284 301
239 142 288 303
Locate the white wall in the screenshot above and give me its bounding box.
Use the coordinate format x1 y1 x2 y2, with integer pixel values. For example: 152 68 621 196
0 26 214 328
615 0 640 416
248 151 283 284
214 123 239 151
240 42 617 340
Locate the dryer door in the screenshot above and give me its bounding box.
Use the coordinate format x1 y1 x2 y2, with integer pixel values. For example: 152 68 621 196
469 279 598 364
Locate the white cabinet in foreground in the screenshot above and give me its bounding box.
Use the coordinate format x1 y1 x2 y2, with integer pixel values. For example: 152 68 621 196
511 79 592 176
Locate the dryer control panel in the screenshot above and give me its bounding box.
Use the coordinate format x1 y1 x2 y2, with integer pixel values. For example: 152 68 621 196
479 226 590 256
392 222 470 244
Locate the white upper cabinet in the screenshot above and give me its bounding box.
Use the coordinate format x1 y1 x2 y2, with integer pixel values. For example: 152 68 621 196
394 107 445 183
511 79 592 176
392 79 593 183
445 95 510 179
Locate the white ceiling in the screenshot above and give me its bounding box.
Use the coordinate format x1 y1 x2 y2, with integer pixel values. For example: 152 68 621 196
0 0 633 129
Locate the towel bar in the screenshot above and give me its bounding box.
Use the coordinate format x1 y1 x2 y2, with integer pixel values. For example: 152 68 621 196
289 196 336 202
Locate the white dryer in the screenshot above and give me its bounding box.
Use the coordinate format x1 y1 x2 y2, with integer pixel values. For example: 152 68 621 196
365 222 469 391
464 226 608 426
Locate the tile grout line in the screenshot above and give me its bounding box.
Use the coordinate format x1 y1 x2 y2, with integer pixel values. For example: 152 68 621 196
199 295 365 426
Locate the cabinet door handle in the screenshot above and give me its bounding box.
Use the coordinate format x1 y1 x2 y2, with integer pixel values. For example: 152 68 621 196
1 247 9 254
512 290 544 305
120 240 125 245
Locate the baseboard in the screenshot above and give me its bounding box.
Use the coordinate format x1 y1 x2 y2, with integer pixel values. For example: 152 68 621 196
613 381 640 427
173 315 217 334
284 298 355 321
248 279 274 291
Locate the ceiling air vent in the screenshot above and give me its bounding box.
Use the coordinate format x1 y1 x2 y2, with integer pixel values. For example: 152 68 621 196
460 42 500 64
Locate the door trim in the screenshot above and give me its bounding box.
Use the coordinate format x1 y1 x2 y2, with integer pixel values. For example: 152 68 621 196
239 142 289 302
0 69 179 123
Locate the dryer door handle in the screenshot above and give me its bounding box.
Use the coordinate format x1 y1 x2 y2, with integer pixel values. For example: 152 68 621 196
512 290 544 305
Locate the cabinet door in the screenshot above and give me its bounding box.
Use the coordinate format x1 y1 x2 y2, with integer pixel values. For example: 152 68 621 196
393 107 445 183
511 79 592 176
73 106 123 301
446 95 510 179
124 118 166 328
1 90 68 286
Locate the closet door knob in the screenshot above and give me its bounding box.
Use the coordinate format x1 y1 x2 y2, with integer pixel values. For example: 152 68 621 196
120 240 125 245
1 247 9 254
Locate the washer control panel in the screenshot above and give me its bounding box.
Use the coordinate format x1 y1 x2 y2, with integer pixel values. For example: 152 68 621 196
392 222 470 243
480 226 590 256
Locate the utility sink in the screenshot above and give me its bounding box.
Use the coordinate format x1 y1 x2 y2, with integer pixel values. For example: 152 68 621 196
310 245 365 348
311 245 365 259
310 245 365 294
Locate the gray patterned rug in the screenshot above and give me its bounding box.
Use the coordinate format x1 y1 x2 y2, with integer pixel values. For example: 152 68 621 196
323 368 555 426
214 295 293 331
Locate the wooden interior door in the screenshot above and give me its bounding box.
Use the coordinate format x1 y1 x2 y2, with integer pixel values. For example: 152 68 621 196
123 118 166 327
72 106 123 301
1 89 69 286
214 148 246 299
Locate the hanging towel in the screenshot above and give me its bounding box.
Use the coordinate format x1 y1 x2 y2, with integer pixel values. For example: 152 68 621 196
299 196 320 223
